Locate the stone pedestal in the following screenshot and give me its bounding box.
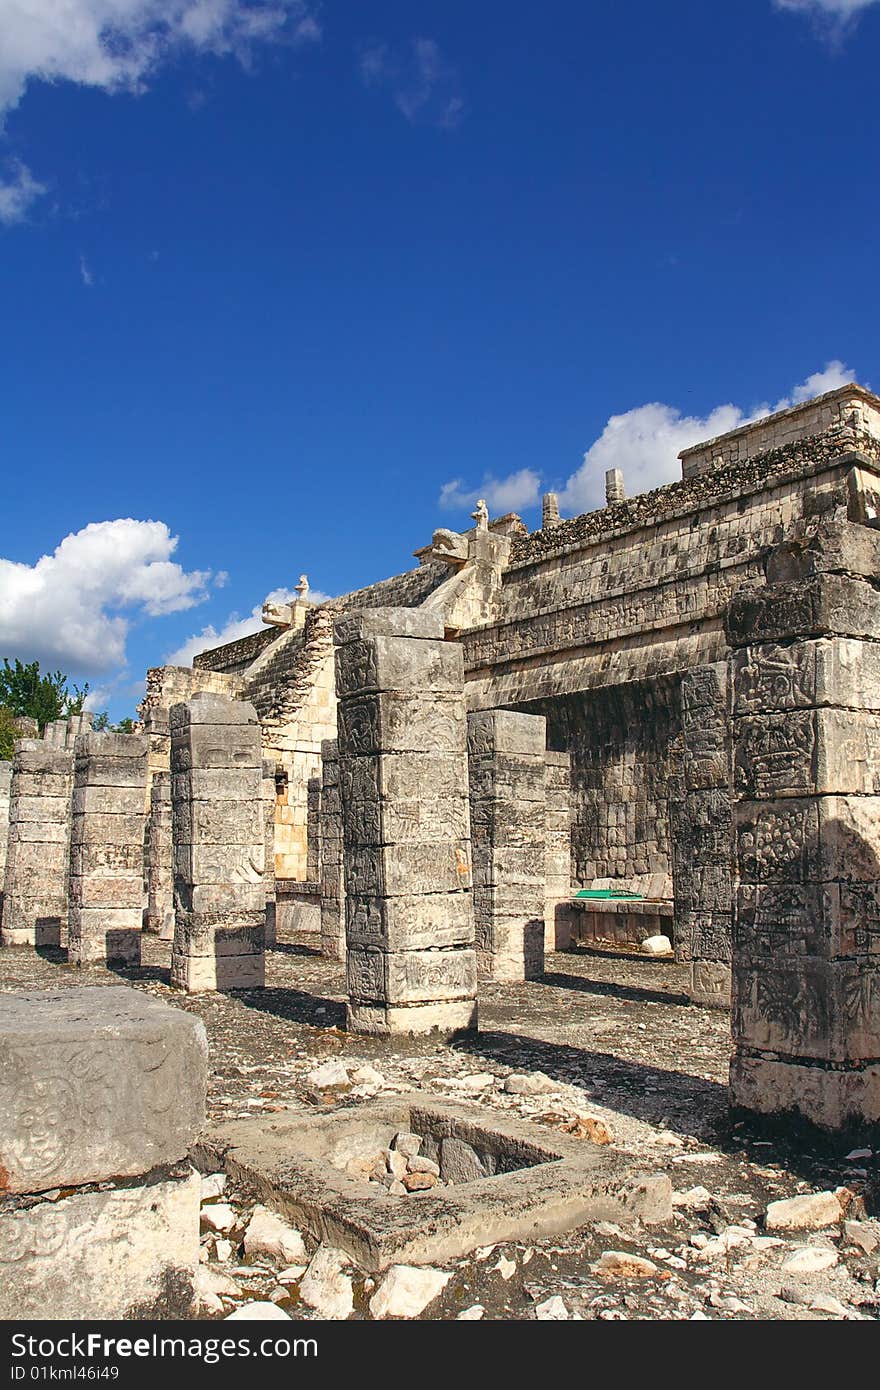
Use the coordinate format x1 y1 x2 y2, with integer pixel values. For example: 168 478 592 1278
334 609 477 1036
468 709 547 981
0 986 206 1319
170 693 266 992
670 664 733 1008
68 733 149 966
1 740 73 947
319 738 345 960
145 771 175 938
726 529 880 1128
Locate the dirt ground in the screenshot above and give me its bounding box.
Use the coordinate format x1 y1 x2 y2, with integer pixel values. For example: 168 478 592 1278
2 929 878 1321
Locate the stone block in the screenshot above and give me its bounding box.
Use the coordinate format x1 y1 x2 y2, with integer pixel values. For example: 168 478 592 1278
347 946 477 1005
0 986 207 1192
0 1167 200 1320
170 694 259 728
335 636 464 699
732 638 880 717
725 574 880 648
333 608 445 645
338 693 466 757
345 890 474 951
732 957 880 1064
730 1053 880 1128
346 841 472 898
346 999 479 1037
170 950 265 992
733 708 880 799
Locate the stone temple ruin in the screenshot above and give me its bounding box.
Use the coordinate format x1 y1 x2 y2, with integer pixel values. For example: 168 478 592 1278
2 381 880 1317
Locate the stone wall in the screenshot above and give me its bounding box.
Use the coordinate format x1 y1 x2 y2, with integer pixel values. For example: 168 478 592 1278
466 435 880 710
535 680 681 889
680 385 880 478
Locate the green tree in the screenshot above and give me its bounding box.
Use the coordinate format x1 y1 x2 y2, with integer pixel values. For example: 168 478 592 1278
0 658 89 730
0 706 19 761
0 658 91 763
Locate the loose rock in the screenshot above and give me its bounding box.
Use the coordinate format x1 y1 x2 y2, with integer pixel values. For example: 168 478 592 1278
369 1265 451 1319
243 1205 307 1264
299 1246 355 1320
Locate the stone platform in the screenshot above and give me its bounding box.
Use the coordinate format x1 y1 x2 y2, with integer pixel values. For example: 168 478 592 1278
197 1093 672 1271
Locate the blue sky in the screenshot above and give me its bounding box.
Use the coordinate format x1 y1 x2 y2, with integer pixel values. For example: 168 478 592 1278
1 0 879 718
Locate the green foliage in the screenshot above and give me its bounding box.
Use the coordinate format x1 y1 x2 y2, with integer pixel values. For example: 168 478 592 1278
0 706 18 762
91 712 136 733
0 659 90 730
0 661 136 757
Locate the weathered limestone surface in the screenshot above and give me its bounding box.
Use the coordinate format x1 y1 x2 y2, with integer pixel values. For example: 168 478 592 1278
727 524 880 1128
1 739 74 947
670 664 734 1008
468 709 547 981
0 1168 200 1320
68 732 149 967
0 986 205 1319
544 750 572 950
335 609 477 1036
0 985 207 1191
145 770 175 939
0 761 11 906
262 758 277 949
170 692 266 992
319 738 345 960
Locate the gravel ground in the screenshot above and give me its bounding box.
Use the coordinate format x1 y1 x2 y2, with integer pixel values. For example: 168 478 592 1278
2 930 878 1321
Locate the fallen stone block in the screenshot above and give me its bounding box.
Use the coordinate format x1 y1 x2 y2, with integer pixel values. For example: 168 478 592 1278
0 985 207 1193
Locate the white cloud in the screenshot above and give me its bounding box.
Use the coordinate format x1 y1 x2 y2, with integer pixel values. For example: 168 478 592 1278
775 359 855 406
166 583 333 667
79 254 94 286
775 0 878 15
360 37 464 128
560 361 857 513
0 519 213 673
438 468 542 518
0 160 46 224
0 0 320 122
773 0 880 39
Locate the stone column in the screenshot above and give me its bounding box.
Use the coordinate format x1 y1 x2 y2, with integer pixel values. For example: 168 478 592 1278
145 771 175 938
262 758 277 949
670 664 734 1007
335 609 477 1036
727 524 880 1128
544 749 572 951
1 738 73 947
68 733 149 966
319 738 345 960
0 985 206 1320
0 761 11 911
468 710 547 981
170 693 266 993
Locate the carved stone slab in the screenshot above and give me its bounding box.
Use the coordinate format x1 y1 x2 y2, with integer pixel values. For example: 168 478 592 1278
0 986 207 1193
